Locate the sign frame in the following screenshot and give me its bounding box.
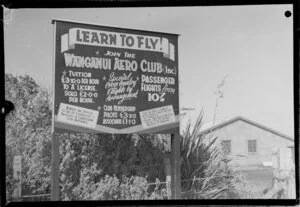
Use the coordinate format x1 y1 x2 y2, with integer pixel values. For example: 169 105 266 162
52 19 180 135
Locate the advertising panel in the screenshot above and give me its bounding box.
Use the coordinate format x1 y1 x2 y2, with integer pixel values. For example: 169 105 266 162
53 20 179 134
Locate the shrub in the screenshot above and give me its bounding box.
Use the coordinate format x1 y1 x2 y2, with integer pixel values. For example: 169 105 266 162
181 110 243 199
71 164 167 200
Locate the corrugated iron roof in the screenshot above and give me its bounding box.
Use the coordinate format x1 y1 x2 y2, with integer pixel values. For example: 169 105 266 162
199 116 294 142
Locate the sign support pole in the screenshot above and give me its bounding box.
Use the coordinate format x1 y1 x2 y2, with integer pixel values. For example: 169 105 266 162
163 154 172 199
12 155 22 201
171 134 181 199
51 133 60 201
51 21 59 201
19 171 22 200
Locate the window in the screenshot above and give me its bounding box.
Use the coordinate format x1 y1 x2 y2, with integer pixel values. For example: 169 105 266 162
221 140 231 154
248 140 257 153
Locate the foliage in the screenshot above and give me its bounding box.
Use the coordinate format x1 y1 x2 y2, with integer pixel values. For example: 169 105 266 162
180 110 243 199
71 164 167 200
5 73 243 201
5 74 53 200
5 73 167 201
58 132 167 200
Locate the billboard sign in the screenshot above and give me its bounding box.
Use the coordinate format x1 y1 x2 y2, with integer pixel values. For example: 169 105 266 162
53 20 179 134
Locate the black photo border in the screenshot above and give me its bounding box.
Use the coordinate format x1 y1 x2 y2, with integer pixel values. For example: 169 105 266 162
0 0 299 206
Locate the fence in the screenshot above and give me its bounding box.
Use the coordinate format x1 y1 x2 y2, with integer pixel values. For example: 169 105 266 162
147 174 236 199
12 165 238 201
262 147 295 199
11 147 296 201
21 194 51 202
13 174 267 200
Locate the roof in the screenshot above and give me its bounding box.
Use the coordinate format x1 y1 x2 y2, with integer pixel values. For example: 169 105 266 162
199 116 294 142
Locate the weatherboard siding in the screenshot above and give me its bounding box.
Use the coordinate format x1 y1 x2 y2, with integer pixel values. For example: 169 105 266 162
202 119 294 169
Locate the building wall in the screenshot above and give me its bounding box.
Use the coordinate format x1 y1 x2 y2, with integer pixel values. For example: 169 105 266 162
202 120 294 169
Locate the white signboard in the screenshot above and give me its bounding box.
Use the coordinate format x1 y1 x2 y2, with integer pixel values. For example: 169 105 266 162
139 105 176 129
57 103 99 129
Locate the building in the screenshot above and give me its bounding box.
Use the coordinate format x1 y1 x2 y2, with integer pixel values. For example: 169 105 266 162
199 116 294 169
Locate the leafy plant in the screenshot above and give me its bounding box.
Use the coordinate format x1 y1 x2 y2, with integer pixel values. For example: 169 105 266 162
71 165 167 200
5 73 244 201
5 74 53 200
5 73 168 201
181 110 242 199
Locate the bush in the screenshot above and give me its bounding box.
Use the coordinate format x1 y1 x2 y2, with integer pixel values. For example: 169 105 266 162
5 73 167 201
181 110 243 199
71 163 167 200
5 74 52 200
5 73 243 200
58 132 167 200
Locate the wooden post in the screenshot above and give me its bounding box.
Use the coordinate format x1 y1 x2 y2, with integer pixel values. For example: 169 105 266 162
171 134 181 199
51 133 60 200
19 171 22 201
12 171 21 202
12 156 22 201
164 154 171 199
51 21 59 201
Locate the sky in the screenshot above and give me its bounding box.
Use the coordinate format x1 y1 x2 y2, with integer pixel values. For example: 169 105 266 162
4 5 294 137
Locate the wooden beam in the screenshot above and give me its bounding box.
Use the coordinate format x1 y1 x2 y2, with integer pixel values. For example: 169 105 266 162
51 133 59 200
163 154 171 199
171 134 181 199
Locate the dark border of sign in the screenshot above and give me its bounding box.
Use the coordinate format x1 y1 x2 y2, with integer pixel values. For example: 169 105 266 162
52 19 180 135
0 0 299 206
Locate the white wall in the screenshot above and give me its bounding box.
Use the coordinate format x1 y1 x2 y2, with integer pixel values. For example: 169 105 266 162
202 120 294 169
